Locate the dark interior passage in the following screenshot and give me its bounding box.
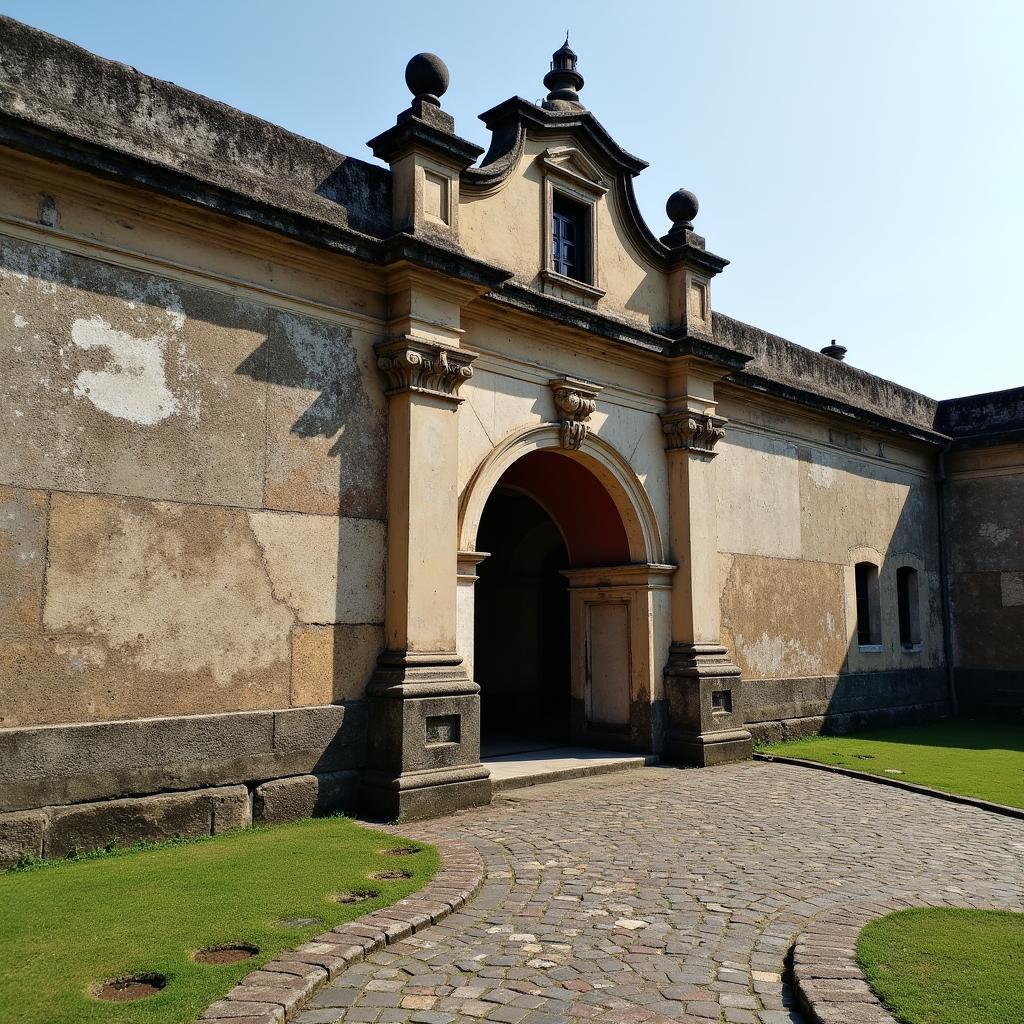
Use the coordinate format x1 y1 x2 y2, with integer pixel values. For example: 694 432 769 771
474 487 571 747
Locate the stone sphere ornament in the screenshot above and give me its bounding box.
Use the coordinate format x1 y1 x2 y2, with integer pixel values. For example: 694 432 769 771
666 188 699 231
405 53 449 106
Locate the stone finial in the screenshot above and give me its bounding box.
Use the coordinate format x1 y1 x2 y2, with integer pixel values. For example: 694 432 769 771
550 376 601 450
662 188 699 247
820 340 848 361
395 52 456 132
661 410 728 456
405 52 449 107
542 34 585 111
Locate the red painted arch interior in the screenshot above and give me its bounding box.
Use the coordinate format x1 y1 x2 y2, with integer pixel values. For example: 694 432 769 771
495 449 631 566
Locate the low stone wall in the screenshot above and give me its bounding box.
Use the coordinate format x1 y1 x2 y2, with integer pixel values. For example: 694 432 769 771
0 703 366 812
744 669 950 743
0 702 368 864
0 770 360 865
956 668 1024 717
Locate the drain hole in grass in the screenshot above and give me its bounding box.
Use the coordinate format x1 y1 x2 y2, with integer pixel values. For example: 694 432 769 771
371 869 413 880
279 916 323 928
334 889 380 904
194 944 259 965
382 846 420 856
94 974 166 1002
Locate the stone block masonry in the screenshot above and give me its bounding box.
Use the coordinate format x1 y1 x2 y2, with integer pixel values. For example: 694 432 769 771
0 770 361 866
0 702 367 865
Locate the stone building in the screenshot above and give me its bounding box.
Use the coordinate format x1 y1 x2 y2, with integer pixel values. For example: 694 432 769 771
0 19 1021 856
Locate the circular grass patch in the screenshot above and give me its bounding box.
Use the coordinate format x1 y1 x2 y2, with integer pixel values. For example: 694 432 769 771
333 888 379 904
94 974 166 1002
857 907 1024 1024
193 944 258 965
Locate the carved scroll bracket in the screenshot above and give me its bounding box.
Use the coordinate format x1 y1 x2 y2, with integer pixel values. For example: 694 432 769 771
661 410 727 456
375 336 477 402
549 376 602 450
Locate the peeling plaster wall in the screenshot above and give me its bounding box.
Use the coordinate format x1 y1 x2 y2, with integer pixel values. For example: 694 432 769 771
714 396 948 730
0 217 387 732
947 444 1024 713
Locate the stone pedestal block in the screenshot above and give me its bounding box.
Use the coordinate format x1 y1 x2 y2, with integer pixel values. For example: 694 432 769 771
361 652 490 821
664 642 753 766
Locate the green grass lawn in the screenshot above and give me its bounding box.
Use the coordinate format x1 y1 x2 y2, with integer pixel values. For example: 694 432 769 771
0 818 438 1024
857 907 1024 1024
757 719 1024 809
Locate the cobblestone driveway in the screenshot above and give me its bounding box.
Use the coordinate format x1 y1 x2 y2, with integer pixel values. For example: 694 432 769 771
296 762 1024 1024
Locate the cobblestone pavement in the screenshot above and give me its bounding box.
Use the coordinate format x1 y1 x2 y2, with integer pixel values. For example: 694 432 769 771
296 762 1024 1024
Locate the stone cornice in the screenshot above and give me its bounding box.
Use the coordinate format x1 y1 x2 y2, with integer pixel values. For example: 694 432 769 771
661 411 728 456
375 337 477 402
549 376 602 450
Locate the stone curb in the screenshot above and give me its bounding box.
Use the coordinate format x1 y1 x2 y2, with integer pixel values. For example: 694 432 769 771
200 837 485 1024
754 751 1024 821
791 897 1022 1024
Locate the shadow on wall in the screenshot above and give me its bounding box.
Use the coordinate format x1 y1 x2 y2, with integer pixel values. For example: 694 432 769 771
715 429 954 744
234 295 389 709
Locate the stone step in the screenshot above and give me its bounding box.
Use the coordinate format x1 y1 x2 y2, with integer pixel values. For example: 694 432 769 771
484 746 659 792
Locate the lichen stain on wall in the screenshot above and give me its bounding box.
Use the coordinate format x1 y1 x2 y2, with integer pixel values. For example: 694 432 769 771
719 552 847 680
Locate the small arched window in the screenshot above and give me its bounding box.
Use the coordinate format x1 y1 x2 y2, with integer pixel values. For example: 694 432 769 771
897 566 921 648
854 561 881 647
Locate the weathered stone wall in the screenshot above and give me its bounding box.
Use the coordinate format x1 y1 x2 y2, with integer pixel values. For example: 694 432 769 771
947 443 1024 714
714 390 949 736
0 156 388 839
0 233 386 728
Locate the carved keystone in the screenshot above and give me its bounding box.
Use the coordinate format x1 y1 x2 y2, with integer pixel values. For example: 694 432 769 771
376 337 477 401
549 376 602 450
661 410 727 456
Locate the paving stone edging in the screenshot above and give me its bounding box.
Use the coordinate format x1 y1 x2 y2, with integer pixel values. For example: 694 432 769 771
200 838 485 1024
754 751 1024 821
792 897 1021 1024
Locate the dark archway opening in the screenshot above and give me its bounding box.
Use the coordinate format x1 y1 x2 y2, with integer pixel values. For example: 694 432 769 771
475 487 571 751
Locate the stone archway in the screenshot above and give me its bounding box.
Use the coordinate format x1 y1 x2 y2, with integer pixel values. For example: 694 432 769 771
459 431 673 753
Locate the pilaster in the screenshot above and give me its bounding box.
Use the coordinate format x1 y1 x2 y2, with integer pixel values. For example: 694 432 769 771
361 272 492 821
661 363 752 766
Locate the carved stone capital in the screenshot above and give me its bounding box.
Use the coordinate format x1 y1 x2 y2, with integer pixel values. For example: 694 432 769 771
661 410 727 456
549 376 602 450
375 337 477 401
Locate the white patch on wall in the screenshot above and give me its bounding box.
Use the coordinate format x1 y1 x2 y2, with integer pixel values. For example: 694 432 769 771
1001 572 1024 608
979 521 1011 546
736 629 821 678
807 458 836 489
70 315 193 426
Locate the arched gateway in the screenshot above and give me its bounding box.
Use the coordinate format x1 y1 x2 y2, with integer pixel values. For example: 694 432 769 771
457 428 673 754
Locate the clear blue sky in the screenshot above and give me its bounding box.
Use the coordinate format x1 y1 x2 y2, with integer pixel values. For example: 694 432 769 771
4 0 1022 400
